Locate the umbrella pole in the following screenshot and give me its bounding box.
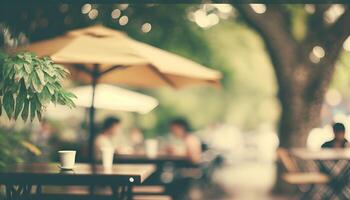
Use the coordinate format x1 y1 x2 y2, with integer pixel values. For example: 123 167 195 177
88 65 99 163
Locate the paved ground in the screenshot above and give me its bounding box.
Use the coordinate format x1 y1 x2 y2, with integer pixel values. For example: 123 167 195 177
191 161 291 200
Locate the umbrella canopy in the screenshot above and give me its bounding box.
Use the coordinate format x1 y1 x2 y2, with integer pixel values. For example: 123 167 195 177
15 25 222 162
71 84 158 114
17 25 222 88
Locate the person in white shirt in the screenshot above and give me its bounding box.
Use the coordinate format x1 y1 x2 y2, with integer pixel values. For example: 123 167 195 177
167 118 202 164
94 116 121 160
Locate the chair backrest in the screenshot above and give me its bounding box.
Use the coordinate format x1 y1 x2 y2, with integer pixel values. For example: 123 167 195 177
276 148 299 173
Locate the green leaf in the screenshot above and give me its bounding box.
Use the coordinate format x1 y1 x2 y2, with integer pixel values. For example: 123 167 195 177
38 86 51 105
53 92 58 105
14 83 27 120
35 68 46 85
64 92 77 99
14 63 23 71
3 92 14 119
4 62 14 78
31 72 43 93
30 99 37 122
42 66 55 77
23 52 33 63
23 63 32 74
0 98 2 116
8 84 19 93
36 110 42 121
46 84 55 95
23 74 31 89
14 69 26 82
21 99 29 121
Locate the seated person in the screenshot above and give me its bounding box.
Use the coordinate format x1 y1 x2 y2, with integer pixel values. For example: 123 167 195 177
129 127 144 154
94 116 121 160
167 118 202 163
322 122 348 148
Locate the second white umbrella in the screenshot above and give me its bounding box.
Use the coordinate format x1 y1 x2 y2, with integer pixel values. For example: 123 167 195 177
70 84 158 114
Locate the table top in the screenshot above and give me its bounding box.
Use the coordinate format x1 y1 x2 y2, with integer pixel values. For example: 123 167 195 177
0 163 156 186
115 153 196 167
292 148 350 160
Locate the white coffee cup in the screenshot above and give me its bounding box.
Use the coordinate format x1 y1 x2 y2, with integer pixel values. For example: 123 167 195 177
145 139 158 158
58 150 76 169
101 147 114 169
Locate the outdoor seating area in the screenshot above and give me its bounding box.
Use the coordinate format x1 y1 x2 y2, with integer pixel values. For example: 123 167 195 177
1 2 350 200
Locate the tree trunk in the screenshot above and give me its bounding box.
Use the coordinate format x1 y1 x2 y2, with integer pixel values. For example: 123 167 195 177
273 81 325 193
278 96 323 148
233 4 350 196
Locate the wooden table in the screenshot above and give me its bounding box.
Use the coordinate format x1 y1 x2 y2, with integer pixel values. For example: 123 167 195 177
292 148 350 160
292 148 350 199
115 154 194 166
0 163 156 200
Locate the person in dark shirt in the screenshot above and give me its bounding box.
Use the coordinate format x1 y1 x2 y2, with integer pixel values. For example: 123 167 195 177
322 123 348 148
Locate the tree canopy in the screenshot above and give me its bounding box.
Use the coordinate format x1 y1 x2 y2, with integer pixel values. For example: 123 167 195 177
1 3 350 136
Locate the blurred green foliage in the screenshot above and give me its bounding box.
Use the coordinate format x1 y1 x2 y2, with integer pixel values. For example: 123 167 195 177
0 126 36 170
0 3 349 137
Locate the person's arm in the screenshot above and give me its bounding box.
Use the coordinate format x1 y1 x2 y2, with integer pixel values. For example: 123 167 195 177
185 136 202 164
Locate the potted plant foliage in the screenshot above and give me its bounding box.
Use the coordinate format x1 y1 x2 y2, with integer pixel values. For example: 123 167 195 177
0 51 76 172
0 51 76 121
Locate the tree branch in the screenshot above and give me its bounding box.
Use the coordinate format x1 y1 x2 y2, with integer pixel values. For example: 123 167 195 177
234 4 300 88
305 6 350 100
323 6 350 64
305 4 331 42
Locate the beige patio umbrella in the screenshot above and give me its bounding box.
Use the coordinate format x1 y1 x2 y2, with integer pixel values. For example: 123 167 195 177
16 25 222 162
20 25 221 88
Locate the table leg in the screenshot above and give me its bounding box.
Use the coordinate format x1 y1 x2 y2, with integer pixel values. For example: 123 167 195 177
126 185 133 200
111 185 121 200
111 185 133 200
36 185 41 193
5 184 32 200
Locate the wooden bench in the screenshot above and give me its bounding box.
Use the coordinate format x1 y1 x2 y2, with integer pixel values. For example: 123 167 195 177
133 185 165 194
277 148 330 199
40 185 165 194
133 195 172 200
28 194 172 200
34 185 169 199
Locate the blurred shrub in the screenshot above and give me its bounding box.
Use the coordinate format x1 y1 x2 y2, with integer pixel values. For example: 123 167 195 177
0 126 40 170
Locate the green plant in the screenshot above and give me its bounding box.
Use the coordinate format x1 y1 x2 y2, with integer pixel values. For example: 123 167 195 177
0 126 40 169
0 51 76 121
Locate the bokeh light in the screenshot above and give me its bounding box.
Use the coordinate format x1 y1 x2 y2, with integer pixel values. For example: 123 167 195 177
81 4 92 14
64 16 72 26
208 13 219 26
111 9 121 19
141 23 152 33
250 4 266 14
118 4 129 11
88 9 99 20
312 45 325 58
307 127 333 150
325 89 342 106
59 4 69 13
213 4 233 14
310 45 325 63
309 52 320 63
324 4 345 24
343 36 350 51
194 9 210 28
119 16 129 26
304 4 315 14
